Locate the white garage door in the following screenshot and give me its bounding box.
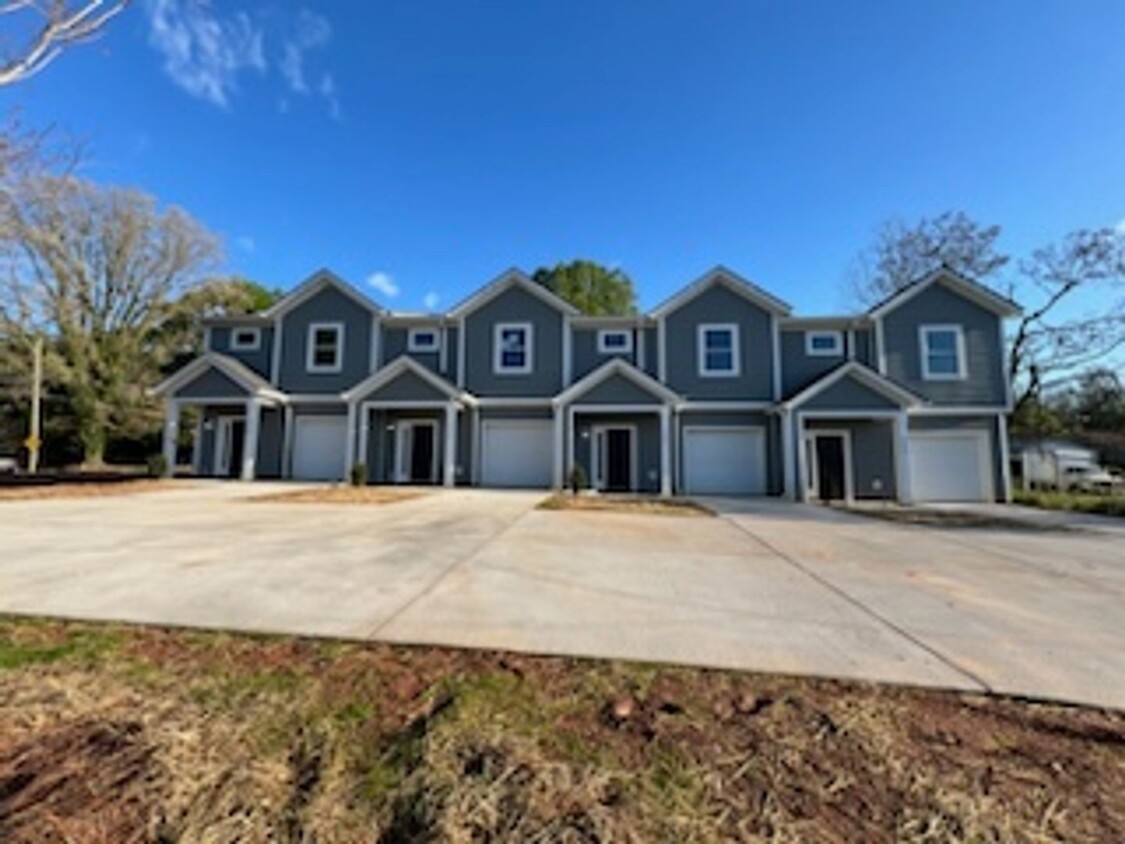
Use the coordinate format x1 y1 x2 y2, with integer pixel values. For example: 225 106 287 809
683 427 766 495
481 420 553 488
908 431 993 502
292 415 347 481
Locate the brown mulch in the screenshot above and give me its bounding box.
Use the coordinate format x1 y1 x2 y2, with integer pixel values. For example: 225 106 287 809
0 480 175 501
246 486 427 505
0 619 1123 841
538 493 714 516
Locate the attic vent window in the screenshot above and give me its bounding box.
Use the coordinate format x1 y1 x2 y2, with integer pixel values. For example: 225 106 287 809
230 327 261 351
597 330 633 354
805 330 842 357
408 328 440 352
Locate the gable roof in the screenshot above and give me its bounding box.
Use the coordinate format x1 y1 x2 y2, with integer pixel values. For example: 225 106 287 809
341 354 477 405
263 268 385 319
868 267 1022 319
448 268 581 319
650 265 791 319
781 361 925 410
553 357 681 406
151 353 286 402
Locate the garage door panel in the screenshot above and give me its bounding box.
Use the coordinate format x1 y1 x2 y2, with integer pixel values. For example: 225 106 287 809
908 432 992 502
683 427 766 495
292 416 347 481
481 420 553 488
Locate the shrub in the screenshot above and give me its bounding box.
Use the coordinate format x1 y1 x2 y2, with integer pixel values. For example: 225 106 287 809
349 463 368 487
146 453 168 478
568 464 588 495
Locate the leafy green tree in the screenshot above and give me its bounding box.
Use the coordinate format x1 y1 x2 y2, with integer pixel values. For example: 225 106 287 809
532 260 637 316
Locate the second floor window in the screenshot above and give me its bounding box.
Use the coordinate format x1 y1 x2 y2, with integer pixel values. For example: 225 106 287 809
805 330 842 357
408 328 440 352
307 322 344 373
597 329 633 354
230 327 261 351
698 323 740 377
920 325 966 380
494 322 533 374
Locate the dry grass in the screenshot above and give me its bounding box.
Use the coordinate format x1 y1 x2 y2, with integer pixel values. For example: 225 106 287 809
248 486 427 505
538 493 714 517
0 480 176 502
1 617 1123 842
846 505 1071 531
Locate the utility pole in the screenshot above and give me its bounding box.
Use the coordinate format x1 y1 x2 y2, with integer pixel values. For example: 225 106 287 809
26 337 42 473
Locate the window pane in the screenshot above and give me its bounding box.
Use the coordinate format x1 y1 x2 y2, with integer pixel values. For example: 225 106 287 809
603 333 626 348
927 330 957 352
927 353 958 375
705 329 732 350
810 334 836 350
499 328 527 369
706 350 733 371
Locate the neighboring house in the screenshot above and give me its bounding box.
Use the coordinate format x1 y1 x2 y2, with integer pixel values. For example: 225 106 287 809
153 265 1021 503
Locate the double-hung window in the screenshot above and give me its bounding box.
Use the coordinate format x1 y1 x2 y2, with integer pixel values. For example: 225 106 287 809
698 323 740 377
307 322 344 373
919 325 966 380
494 322 533 374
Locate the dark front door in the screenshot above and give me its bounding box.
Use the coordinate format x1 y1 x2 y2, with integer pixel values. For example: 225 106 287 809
410 424 435 483
226 420 246 479
815 435 846 501
606 428 632 492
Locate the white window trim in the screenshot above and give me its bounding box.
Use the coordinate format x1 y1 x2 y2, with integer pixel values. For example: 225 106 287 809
919 324 967 381
697 323 741 378
230 326 261 352
596 329 633 355
805 330 842 357
493 322 533 375
306 321 345 374
407 327 440 353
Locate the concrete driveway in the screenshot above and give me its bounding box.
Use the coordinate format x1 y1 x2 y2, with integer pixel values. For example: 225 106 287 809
1 482 1122 710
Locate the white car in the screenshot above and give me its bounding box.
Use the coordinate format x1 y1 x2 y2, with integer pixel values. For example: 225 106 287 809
0 457 17 474
1077 469 1124 494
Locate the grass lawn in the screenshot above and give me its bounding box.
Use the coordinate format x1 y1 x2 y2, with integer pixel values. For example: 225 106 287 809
538 493 713 517
1 617 1123 842
1015 488 1125 518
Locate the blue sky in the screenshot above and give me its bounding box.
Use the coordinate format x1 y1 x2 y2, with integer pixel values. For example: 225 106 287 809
9 1 1125 316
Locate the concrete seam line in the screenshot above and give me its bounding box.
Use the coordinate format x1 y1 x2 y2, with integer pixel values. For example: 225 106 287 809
723 515 994 694
363 504 537 639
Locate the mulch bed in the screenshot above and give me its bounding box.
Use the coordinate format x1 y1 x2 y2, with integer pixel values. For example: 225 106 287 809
538 493 714 516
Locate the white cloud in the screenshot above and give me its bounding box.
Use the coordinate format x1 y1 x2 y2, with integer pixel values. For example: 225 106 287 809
144 2 340 117
423 292 440 311
367 272 400 299
1116 218 1125 235
145 0 266 107
235 235 255 253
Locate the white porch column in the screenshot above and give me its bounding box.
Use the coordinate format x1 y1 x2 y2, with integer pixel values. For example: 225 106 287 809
997 413 1012 503
344 402 357 477
794 413 807 503
552 404 565 489
895 412 913 504
781 408 795 500
443 403 457 487
162 399 179 476
241 398 261 481
659 406 672 497
192 410 203 474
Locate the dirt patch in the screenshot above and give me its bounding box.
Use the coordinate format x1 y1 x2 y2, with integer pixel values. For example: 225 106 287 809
846 505 1073 532
539 493 714 517
0 480 175 501
0 617 1123 841
248 486 427 505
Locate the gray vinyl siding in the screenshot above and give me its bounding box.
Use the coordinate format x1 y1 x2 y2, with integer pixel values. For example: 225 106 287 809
178 368 248 399
662 285 775 400
572 412 661 493
799 376 900 411
571 328 637 381
380 326 445 376
881 284 1006 406
640 328 659 378
208 326 275 379
853 329 874 367
463 287 565 397
678 410 781 495
909 414 1005 500
357 370 449 403
780 329 842 398
362 408 457 484
277 286 374 394
257 407 284 478
806 418 896 500
573 373 664 405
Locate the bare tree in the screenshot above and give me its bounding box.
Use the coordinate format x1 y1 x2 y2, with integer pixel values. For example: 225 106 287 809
0 0 128 85
0 175 219 464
